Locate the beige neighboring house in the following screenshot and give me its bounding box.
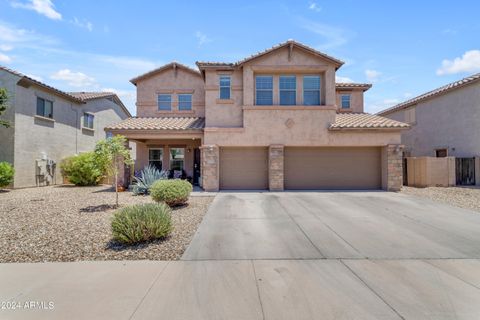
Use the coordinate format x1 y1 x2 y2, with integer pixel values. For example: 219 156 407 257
107 40 409 191
378 73 480 185
0 66 132 188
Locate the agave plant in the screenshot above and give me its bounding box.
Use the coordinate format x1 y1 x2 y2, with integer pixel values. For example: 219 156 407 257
132 165 168 195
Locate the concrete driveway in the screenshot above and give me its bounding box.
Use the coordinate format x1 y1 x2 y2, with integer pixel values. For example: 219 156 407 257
183 192 480 260
2 192 480 319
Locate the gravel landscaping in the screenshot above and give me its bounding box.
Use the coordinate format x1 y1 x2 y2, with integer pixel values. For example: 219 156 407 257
0 185 213 263
401 186 480 213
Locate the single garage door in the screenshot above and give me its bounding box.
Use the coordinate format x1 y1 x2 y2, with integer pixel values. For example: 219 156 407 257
284 147 381 190
220 147 268 190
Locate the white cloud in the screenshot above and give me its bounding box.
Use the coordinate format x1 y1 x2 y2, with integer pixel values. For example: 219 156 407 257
11 0 62 20
365 69 381 82
71 17 93 32
26 74 43 81
0 44 13 51
298 18 347 49
195 31 212 47
436 50 480 75
0 53 12 63
50 69 95 87
308 2 322 12
335 76 353 83
0 21 57 45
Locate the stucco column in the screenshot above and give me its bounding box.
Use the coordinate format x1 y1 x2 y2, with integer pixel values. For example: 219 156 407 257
269 145 284 191
382 144 404 191
201 145 219 192
475 157 480 186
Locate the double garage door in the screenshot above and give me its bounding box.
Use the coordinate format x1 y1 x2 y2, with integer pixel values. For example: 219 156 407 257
219 147 381 190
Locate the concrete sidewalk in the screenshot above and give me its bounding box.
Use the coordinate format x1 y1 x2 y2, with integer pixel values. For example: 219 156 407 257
2 259 480 319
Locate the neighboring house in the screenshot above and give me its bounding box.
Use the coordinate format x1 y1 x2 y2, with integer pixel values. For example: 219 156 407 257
0 66 132 188
107 40 409 191
377 73 480 185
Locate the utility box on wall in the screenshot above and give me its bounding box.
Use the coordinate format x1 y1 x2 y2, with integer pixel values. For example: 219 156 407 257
406 157 455 187
36 158 56 186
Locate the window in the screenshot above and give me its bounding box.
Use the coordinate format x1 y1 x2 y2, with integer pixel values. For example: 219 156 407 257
303 76 321 105
36 97 53 118
158 94 172 111
106 132 113 139
341 94 351 109
219 76 231 99
255 76 273 105
178 94 192 110
436 149 448 158
279 76 296 105
170 148 185 171
405 107 416 124
149 148 163 171
83 113 94 129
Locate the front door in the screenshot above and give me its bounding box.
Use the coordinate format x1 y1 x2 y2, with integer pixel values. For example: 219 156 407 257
193 148 201 186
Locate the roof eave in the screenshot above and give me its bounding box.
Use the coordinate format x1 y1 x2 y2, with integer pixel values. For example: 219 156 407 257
17 77 84 104
328 126 410 131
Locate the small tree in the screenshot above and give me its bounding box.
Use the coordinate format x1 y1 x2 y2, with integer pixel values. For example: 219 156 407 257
0 88 11 128
94 135 133 207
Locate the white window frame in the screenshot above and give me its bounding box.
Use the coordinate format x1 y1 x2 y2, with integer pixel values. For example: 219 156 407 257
158 94 172 111
303 75 321 106
178 94 192 111
341 94 351 109
255 75 273 105
149 148 163 170
83 112 94 129
279 75 297 106
219 75 231 100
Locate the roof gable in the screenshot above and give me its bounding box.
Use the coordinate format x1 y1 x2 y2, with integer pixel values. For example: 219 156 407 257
130 62 201 85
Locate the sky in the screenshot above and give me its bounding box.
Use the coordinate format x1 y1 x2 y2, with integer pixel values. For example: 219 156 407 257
0 0 479 115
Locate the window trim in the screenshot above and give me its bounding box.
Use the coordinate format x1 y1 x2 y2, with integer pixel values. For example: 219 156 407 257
303 75 321 106
279 75 297 106
255 75 274 106
435 148 448 158
157 94 172 111
36 97 54 118
219 75 231 100
178 94 192 111
341 94 351 109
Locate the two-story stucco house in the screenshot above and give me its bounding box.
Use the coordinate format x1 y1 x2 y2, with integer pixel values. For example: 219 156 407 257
0 66 132 188
378 73 480 185
106 40 409 191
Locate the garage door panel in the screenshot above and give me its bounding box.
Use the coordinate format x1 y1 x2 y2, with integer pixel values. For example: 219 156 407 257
285 147 381 190
220 147 268 190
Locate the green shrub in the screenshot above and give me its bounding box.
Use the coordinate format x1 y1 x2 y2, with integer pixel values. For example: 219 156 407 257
150 179 192 206
60 152 103 186
111 203 173 244
132 165 168 195
0 162 14 188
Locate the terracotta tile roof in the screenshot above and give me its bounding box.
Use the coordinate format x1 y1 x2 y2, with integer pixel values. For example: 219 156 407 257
330 113 410 130
0 65 83 103
377 72 480 116
69 91 116 100
336 83 372 91
196 39 344 70
130 62 201 84
105 117 205 131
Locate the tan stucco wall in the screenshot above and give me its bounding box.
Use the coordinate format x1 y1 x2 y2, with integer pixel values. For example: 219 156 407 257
335 89 364 113
383 83 480 157
11 84 129 188
136 68 205 118
204 107 401 147
135 139 201 177
406 157 456 187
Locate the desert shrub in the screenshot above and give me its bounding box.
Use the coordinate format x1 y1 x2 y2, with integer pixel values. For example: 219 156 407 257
60 152 103 186
150 179 192 207
132 165 168 195
0 162 14 188
111 203 173 244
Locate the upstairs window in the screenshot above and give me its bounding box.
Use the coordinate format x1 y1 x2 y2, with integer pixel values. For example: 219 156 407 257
279 76 296 105
158 94 172 111
219 76 231 99
303 76 321 105
178 94 192 110
341 94 351 109
83 113 94 129
255 76 273 105
36 97 53 118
